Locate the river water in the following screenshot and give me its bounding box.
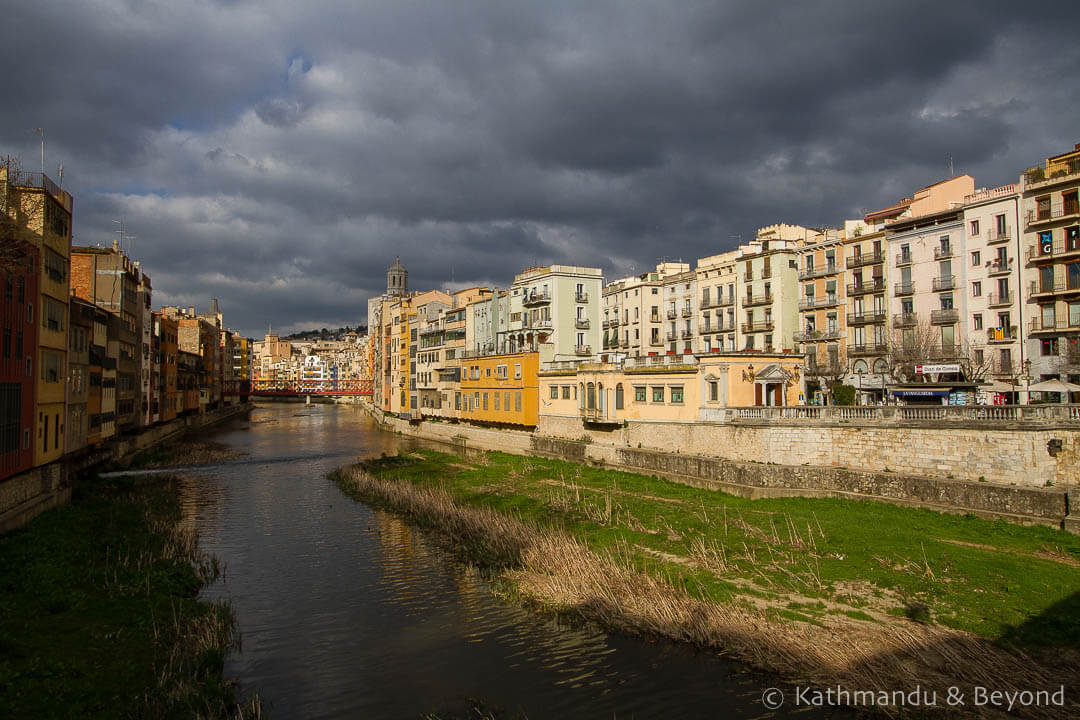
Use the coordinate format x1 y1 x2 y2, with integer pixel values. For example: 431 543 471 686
176 402 836 719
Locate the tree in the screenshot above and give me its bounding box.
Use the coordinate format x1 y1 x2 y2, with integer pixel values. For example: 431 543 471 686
888 320 993 384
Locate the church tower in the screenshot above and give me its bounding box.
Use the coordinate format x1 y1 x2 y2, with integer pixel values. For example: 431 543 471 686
386 257 408 297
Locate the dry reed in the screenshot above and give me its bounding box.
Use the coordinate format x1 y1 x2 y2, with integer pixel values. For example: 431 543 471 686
334 465 1076 718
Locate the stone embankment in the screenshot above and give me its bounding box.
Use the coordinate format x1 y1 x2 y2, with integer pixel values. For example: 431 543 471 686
361 402 1080 533
0 403 252 533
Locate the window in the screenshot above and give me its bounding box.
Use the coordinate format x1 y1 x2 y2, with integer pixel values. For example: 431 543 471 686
971 251 980 266
969 219 979 236
651 386 665 403
515 392 521 412
494 392 500 411
634 386 646 402
562 385 570 399
615 384 624 410
550 385 559 399
482 392 488 410
973 314 983 330
670 386 684 403
1042 338 1059 356
971 281 981 297
514 363 521 379
709 381 718 401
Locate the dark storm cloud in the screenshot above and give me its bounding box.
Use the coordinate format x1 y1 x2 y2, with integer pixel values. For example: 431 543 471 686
3 0 1078 336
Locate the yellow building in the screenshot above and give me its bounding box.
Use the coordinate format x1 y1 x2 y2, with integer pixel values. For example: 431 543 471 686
3 168 73 466
539 352 803 427
458 351 539 427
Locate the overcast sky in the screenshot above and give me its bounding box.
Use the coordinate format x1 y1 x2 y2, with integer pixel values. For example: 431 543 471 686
4 1 1078 337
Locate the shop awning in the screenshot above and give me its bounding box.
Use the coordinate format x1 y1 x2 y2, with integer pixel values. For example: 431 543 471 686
891 389 949 397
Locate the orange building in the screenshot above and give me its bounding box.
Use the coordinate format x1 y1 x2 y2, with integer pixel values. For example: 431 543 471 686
458 350 539 427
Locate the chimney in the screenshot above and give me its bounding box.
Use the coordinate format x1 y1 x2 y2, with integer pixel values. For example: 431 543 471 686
187 306 196 316
210 298 220 314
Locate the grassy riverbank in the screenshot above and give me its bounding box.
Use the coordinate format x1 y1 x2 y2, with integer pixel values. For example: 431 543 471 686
333 449 1080 716
0 474 257 718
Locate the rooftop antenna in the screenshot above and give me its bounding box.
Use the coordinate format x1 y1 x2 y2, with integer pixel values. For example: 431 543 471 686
57 163 63 188
946 154 955 178
113 218 124 251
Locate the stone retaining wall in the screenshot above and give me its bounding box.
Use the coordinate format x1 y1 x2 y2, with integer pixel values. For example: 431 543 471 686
537 415 1080 488
361 403 1075 531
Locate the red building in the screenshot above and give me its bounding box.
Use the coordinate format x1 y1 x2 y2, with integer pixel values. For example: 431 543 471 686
1 237 39 481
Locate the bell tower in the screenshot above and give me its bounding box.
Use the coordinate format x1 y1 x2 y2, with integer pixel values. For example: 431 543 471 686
386 257 408 297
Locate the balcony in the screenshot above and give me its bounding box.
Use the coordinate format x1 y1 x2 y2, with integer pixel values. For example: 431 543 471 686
988 258 1014 276
794 329 842 343
666 309 678 320
799 294 840 311
575 318 590 330
700 295 718 308
846 252 883 269
743 293 773 307
846 279 885 296
666 331 678 342
892 313 918 328
895 252 913 267
741 320 774 333
930 308 959 325
986 327 1017 343
575 344 592 356
799 264 839 280
681 329 693 339
1027 203 1080 227
534 317 553 330
933 245 954 260
986 226 1012 245
762 268 772 279
894 282 915 296
932 275 956 292
575 291 589 303
620 338 630 348
847 311 886 325
743 271 753 282
717 295 736 306
847 343 888 357
523 290 551 307
1028 318 1080 334
805 362 843 377
1026 240 1080 264
649 336 664 346
986 292 1012 307
681 307 693 317
1030 280 1080 297
650 314 660 323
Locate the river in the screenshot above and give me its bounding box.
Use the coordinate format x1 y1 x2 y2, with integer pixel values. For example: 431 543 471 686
175 402 838 719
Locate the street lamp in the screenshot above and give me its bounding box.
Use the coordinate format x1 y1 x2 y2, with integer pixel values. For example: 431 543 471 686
1021 359 1033 405
856 366 866 405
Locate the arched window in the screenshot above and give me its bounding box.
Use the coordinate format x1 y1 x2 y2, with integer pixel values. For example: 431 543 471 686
873 358 888 374
615 383 624 410
852 359 869 374
597 382 604 412
587 382 596 410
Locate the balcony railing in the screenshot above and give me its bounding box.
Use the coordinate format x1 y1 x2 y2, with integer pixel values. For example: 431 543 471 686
930 308 959 325
575 344 592 356
575 291 589 303
847 279 885 296
987 292 1012 307
892 312 918 328
741 321 774 333
1028 318 1080 333
666 331 677 341
523 290 551 306
649 336 664 346
1027 204 1080 226
988 258 1014 276
933 245 953 260
713 404 1080 424
1030 280 1080 296
1026 240 1080 263
986 226 1012 245
743 293 773 307
666 309 678 320
798 295 838 311
717 295 736 306
794 329 842 342
846 252 883 268
799 263 839 280
894 282 914 296
847 343 888 357
575 318 590 329
986 327 1017 343
932 275 956 292
847 311 886 325
681 329 693 339
681 308 693 317
895 252 913 267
